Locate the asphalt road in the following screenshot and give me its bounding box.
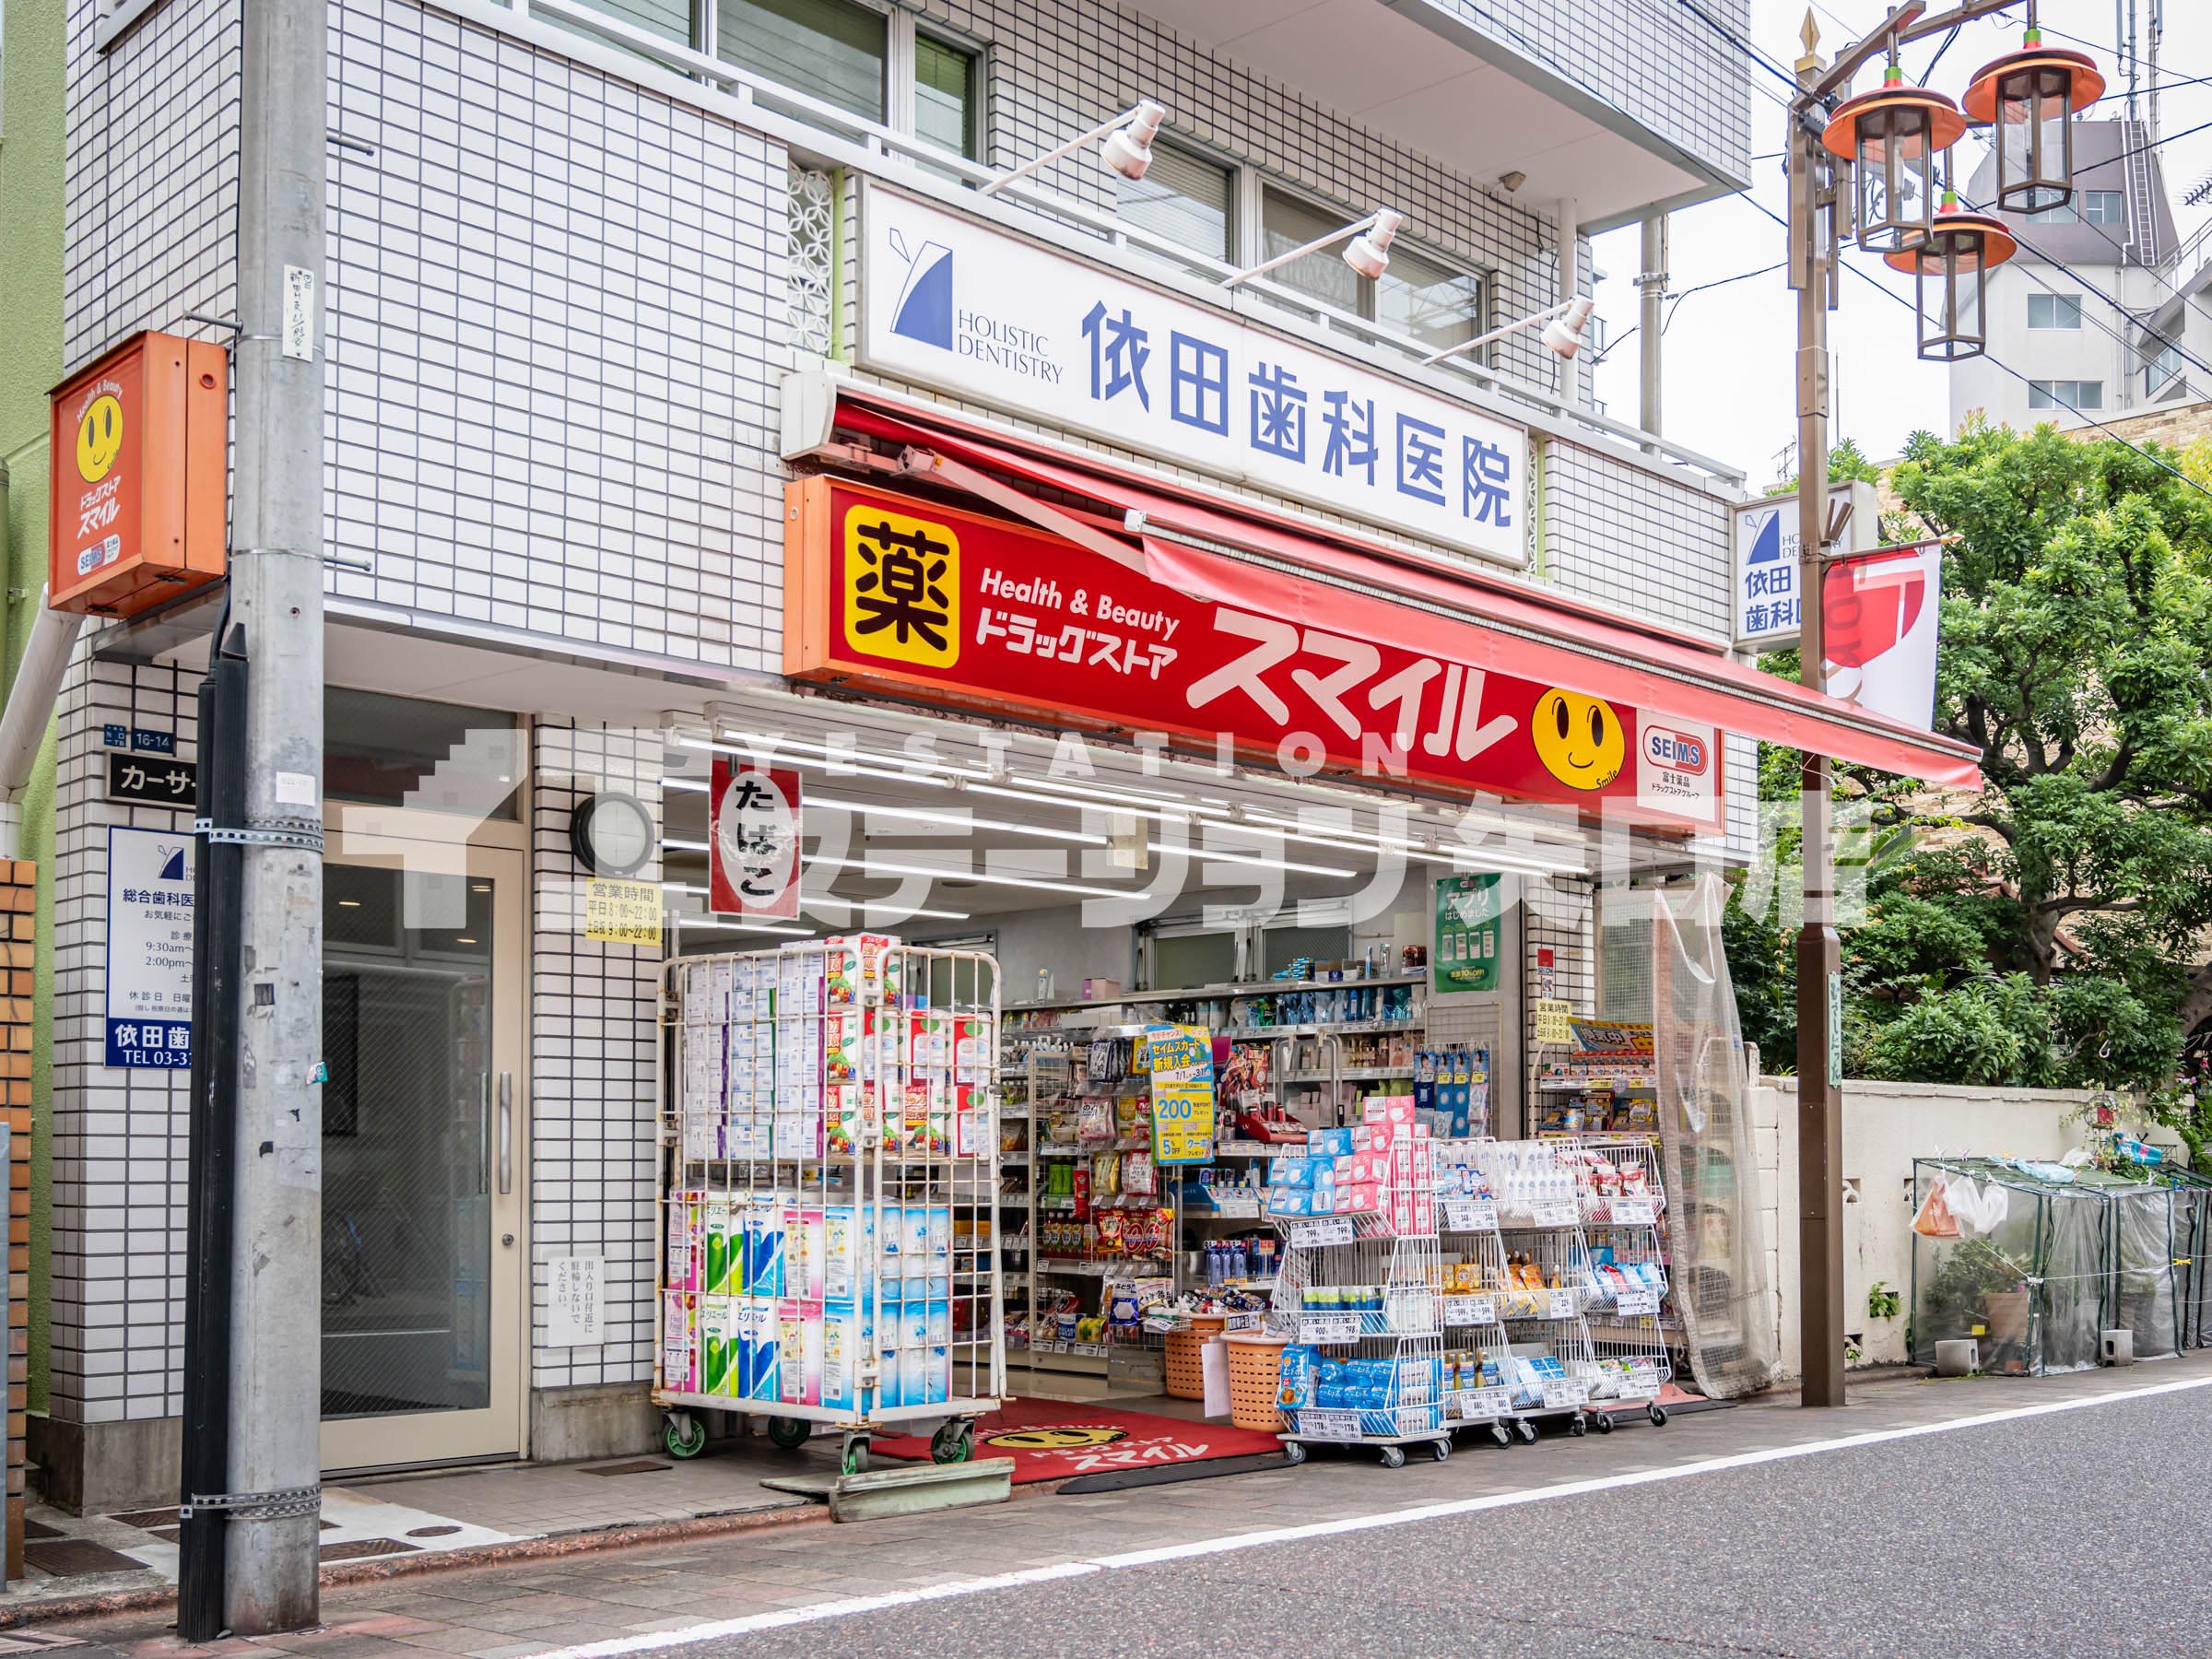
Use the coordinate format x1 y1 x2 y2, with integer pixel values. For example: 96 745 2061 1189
616 1382 2212 1659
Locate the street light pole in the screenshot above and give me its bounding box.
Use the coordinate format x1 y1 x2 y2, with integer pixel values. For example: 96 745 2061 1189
1788 35 1845 1406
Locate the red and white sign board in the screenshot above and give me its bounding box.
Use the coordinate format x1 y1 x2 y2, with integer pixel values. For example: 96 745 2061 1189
1821 543 1941 733
782 478 1724 831
709 759 802 918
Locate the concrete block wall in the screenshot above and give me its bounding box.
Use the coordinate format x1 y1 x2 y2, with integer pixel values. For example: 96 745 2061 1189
2 859 31 1580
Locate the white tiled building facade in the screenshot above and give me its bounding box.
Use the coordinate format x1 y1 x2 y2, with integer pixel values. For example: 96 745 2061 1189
41 0 1750 1504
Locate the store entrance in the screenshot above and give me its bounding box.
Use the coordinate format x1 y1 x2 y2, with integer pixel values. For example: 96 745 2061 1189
317 815 527 1472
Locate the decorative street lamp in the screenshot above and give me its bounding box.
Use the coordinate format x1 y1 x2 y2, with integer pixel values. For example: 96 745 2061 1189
1883 188 2018 360
1821 53 1966 254
1961 19 2105 214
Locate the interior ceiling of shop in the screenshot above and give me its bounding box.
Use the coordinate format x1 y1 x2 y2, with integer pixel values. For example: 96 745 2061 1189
1126 0 1724 228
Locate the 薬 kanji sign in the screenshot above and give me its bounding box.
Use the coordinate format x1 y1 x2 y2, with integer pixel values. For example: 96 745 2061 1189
783 477 1724 830
856 183 1528 569
709 759 802 919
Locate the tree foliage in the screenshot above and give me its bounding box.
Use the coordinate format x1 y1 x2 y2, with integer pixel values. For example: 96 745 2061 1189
1726 423 2212 1095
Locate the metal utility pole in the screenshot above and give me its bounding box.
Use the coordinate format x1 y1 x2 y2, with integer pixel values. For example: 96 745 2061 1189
1637 214 1668 436
1783 0 2028 1409
1786 23 1844 1412
182 0 329 1634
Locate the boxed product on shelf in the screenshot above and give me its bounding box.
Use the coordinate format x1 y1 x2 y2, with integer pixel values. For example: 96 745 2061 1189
661 1289 700 1392
779 1298 823 1406
666 1190 706 1291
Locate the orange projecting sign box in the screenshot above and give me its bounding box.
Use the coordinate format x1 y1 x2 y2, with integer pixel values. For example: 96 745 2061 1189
49 331 229 617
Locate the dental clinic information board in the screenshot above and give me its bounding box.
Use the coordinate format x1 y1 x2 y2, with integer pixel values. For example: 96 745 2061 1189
857 183 1529 568
104 825 193 1069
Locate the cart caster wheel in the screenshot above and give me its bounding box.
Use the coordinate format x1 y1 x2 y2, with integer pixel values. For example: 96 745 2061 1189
767 1417 811 1453
1430 1438 1452 1464
841 1436 871 1476
663 1412 708 1460
930 1422 974 1465
1648 1404 1669 1428
1514 1418 1538 1444
1568 1414 1587 1438
1593 1410 1616 1435
1489 1422 1512 1449
1379 1444 1406 1469
1280 1440 1308 1466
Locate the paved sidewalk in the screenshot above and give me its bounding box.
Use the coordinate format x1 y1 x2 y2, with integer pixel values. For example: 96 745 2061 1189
18 1356 2209 1659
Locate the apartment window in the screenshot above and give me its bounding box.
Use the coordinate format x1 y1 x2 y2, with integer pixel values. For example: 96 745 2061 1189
2144 342 2183 393
912 31 978 159
1117 138 1234 263
1255 184 1488 348
2083 190 2124 225
2026 199 2076 225
717 0 888 122
2026 293 2081 329
2028 379 2103 410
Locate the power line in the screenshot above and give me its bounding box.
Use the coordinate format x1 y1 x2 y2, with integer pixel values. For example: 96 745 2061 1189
1671 0 1805 95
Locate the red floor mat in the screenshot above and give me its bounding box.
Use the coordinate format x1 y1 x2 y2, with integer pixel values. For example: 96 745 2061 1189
874 1397 1285 1484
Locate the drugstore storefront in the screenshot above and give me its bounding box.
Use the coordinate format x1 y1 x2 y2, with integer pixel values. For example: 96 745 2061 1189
626 380 1985 1415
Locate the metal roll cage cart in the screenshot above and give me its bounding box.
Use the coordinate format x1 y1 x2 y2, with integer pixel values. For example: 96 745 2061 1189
1568 1134 1674 1431
652 941 1006 1476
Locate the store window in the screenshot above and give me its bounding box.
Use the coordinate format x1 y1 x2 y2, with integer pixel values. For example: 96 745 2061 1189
2027 379 2103 410
325 688 522 820
717 0 888 121
1117 138 1235 263
2026 292 2081 329
912 31 979 159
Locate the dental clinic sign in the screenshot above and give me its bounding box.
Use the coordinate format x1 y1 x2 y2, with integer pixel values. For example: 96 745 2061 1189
856 184 1528 568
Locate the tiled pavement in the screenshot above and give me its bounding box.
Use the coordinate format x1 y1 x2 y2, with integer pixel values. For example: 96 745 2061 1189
19 1358 2212 1659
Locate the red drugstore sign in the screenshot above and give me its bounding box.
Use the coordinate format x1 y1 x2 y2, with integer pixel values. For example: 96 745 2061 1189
784 478 1724 830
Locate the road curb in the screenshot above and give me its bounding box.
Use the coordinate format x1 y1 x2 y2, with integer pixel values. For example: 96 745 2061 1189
0 1501 831 1631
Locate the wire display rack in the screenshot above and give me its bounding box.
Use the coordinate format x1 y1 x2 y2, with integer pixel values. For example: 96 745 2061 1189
1465 1139 1601 1437
1560 1134 1674 1430
652 939 1006 1475
1269 1130 1452 1468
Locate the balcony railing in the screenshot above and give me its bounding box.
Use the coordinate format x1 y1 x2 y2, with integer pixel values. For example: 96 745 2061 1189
446 0 1747 490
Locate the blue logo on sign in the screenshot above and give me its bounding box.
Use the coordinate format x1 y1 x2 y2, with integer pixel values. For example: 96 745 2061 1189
158 845 187 882
1747 511 1784 564
888 229 954 351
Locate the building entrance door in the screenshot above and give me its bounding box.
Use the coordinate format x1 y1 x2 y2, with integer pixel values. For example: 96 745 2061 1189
317 817 526 1472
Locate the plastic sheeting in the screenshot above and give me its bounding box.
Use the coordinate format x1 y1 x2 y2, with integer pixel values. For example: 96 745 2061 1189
1641 877 1780 1400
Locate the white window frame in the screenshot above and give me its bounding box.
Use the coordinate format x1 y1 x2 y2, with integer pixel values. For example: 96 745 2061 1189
2026 292 2081 330
2082 190 2124 226
686 0 982 157
1118 130 1241 266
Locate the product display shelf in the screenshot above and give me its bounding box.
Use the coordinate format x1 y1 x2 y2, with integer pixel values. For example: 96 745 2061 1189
1560 1133 1675 1428
1270 1158 1452 1469
653 941 1006 1475
1430 1184 1521 1447
1465 1139 1604 1437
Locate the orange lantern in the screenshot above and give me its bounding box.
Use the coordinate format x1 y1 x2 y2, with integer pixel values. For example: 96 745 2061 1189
1822 61 1968 255
1883 191 2018 361
1962 29 2105 216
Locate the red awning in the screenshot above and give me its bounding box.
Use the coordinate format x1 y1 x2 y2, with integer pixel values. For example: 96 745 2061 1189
825 392 1984 792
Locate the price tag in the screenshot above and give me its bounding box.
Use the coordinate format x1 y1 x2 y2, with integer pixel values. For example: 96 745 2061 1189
1546 1288 1580 1319
1442 1199 1499 1231
1616 1289 1660 1317
1298 1408 1360 1441
1620 1374 1663 1400
1442 1294 1496 1326
1207 1192 1262 1218
1610 1198 1656 1226
1290 1216 1357 1248
1541 1380 1591 1409
1298 1313 1363 1344
1457 1384 1512 1420
1531 1203 1578 1229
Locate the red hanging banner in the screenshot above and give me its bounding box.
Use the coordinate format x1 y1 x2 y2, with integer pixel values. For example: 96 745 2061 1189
709 758 803 918
783 477 1723 830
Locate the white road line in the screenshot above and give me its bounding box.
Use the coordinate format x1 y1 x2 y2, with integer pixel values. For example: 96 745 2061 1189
524 1372 2212 1659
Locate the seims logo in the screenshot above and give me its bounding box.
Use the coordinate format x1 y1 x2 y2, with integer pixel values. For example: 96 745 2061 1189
888 229 955 351
1642 729 1709 775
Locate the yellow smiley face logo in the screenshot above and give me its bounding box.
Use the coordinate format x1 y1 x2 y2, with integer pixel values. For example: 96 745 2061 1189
76 394 124 483
982 1424 1127 1451
1532 688 1626 791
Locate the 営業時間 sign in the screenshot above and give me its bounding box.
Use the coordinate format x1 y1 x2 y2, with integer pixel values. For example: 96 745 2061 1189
857 184 1528 569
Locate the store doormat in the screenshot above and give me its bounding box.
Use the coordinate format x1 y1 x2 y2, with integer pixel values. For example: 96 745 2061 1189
874 1398 1288 1490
